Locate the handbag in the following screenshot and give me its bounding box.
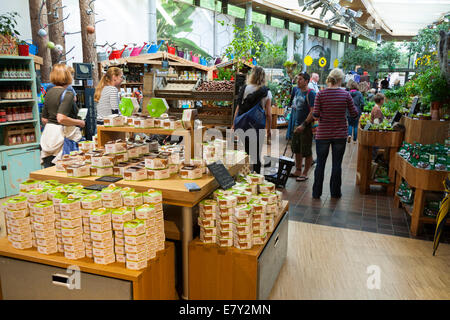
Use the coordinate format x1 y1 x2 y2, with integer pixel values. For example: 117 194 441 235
233 101 266 131
59 88 82 155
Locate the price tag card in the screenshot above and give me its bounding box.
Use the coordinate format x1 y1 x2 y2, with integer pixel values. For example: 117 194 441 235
207 161 236 190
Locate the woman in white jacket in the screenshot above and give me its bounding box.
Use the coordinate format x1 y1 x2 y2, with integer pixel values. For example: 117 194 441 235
41 64 85 167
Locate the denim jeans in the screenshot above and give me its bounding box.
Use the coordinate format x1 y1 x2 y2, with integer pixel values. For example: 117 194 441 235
312 139 347 198
347 115 360 141
244 130 263 174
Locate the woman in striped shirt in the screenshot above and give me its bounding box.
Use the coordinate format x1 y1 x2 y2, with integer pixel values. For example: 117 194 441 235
312 68 358 199
94 67 123 121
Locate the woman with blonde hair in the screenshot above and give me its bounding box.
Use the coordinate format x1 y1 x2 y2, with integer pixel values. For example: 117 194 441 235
40 64 84 167
95 67 123 121
232 66 272 174
312 68 358 199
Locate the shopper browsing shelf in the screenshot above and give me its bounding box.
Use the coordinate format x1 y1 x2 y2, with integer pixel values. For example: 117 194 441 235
290 72 316 182
94 67 123 121
347 80 365 143
371 93 385 124
232 66 272 174
312 68 358 199
40 64 84 168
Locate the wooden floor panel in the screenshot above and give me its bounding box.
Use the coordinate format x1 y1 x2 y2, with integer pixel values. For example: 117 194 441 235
269 221 450 300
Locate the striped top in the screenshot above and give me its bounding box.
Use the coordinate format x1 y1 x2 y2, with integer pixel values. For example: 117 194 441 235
313 88 358 140
96 86 120 120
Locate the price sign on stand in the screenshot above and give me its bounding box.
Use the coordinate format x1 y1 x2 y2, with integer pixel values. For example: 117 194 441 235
207 161 236 190
409 97 420 117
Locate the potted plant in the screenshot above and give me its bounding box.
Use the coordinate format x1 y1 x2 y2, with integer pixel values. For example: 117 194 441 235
0 11 20 56
220 21 265 93
17 40 29 56
415 62 450 120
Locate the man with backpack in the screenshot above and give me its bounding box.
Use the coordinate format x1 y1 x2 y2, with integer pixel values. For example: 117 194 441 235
290 72 316 182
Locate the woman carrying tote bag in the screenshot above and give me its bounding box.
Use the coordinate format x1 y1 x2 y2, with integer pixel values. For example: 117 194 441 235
41 64 85 168
232 66 272 174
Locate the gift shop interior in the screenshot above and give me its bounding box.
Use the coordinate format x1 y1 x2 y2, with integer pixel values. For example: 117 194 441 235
0 0 449 301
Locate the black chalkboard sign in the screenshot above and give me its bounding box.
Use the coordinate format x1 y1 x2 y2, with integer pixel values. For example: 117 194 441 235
207 161 236 190
409 97 420 117
391 111 402 126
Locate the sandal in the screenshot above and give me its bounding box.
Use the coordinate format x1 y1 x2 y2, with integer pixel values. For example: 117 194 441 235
289 171 302 178
296 176 309 182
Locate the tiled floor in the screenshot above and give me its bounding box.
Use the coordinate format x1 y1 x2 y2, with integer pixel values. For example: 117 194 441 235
265 130 450 244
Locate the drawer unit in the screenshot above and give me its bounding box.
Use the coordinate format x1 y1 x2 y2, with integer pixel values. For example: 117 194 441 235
188 201 289 300
0 256 132 300
0 238 177 300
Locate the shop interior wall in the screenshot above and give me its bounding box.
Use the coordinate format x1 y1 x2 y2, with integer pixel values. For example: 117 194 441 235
2 0 348 72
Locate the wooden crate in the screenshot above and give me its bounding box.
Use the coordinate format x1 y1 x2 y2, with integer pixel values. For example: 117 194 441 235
401 116 449 145
358 128 404 148
3 125 23 146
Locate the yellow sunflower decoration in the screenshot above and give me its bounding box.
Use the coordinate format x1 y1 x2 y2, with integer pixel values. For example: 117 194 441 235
304 55 313 66
319 57 327 68
333 59 339 68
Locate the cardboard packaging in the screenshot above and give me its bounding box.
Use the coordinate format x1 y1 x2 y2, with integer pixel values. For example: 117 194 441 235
66 164 90 178
104 140 127 154
125 234 146 245
92 246 114 257
142 189 162 204
8 233 32 242
63 242 85 252
179 166 202 180
235 204 253 218
94 254 115 265
81 194 102 210
123 167 147 181
90 221 112 232
65 250 86 260
37 244 58 255
62 234 84 245
33 201 55 215
199 233 216 244
198 217 215 228
100 185 122 201
61 218 82 229
19 179 41 192
26 189 48 203
111 207 134 223
90 230 113 241
7 216 31 227
217 237 233 247
259 193 278 205
126 259 147 270
124 219 145 236
11 240 33 250
35 229 56 239
246 173 264 185
115 245 125 255
146 168 170 180
116 254 126 263
6 196 28 211
89 208 112 224
103 115 125 127
102 198 123 209
232 191 253 204
217 195 238 208
135 204 156 219
5 208 29 219
60 210 82 220
60 198 81 212
123 192 143 207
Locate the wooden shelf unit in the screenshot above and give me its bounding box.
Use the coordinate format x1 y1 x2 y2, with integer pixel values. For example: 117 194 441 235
356 127 404 195
393 153 449 236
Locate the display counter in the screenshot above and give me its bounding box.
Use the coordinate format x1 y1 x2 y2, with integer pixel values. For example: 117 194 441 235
29 158 246 299
393 153 449 236
356 127 404 195
0 238 176 300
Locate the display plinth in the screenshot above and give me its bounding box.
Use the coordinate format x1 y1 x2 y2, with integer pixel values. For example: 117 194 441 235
401 116 449 145
356 127 404 195
0 238 176 300
188 201 289 300
393 154 449 236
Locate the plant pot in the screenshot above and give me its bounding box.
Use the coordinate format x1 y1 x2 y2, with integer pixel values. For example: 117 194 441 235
18 44 29 56
431 101 442 121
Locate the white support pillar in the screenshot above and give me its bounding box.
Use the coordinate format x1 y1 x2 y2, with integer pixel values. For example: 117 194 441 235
245 1 252 26
148 0 157 44
302 23 309 72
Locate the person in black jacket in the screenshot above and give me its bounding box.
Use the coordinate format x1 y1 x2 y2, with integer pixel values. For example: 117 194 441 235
347 80 365 143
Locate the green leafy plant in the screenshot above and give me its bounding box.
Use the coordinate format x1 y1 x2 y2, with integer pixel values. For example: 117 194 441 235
219 21 265 73
415 61 450 108
157 1 211 58
0 11 20 37
376 42 401 71
216 67 233 81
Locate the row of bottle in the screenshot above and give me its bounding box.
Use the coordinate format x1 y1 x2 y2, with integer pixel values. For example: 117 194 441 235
0 106 33 123
0 64 31 79
0 86 33 100
7 133 36 145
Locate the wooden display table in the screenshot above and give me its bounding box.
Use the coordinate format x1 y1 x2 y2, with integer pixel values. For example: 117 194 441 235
356 127 404 195
96 126 195 159
0 238 176 300
393 154 449 236
29 158 246 300
189 201 289 300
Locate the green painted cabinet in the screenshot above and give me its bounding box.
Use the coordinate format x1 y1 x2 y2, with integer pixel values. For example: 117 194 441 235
1 146 41 197
0 56 42 198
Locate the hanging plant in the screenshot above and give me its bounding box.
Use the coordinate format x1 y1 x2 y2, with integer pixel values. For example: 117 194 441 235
0 11 20 37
